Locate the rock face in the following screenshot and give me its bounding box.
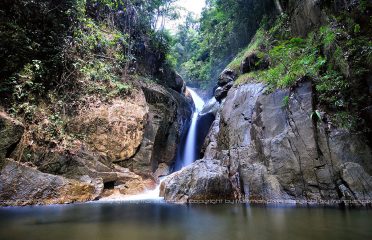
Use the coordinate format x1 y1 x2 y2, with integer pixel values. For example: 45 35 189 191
118 81 192 178
0 159 96 206
0 113 97 206
68 93 148 162
24 148 149 197
215 82 234 102
0 112 24 161
162 80 372 205
214 69 237 102
285 0 357 37
290 0 324 37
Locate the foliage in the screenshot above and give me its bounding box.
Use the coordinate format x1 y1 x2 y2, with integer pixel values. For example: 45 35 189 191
282 95 289 108
235 31 326 89
169 0 276 88
0 0 182 146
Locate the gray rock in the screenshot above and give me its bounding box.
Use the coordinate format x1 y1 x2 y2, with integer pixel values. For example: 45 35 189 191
218 69 237 87
0 112 24 161
214 81 234 102
341 162 372 201
290 0 325 36
160 159 234 203
0 159 96 206
200 98 220 117
162 80 372 206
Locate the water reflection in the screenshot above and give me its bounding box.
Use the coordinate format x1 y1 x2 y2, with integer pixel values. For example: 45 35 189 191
0 203 371 240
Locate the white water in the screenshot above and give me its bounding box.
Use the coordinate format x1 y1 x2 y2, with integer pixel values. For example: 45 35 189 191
98 178 165 202
182 88 205 167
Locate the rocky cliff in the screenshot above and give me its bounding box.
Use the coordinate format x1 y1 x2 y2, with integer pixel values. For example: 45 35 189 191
161 79 372 205
161 0 372 206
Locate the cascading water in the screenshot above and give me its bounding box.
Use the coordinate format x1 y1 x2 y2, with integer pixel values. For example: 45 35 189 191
181 88 205 167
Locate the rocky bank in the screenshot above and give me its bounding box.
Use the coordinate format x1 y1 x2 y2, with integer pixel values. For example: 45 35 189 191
0 75 192 206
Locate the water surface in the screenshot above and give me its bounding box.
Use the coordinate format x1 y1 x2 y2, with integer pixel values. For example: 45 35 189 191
0 202 371 240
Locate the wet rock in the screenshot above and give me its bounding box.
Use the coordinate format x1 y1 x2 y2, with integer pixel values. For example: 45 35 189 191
0 112 24 161
214 81 234 102
200 98 220 117
154 163 170 178
218 69 237 87
0 159 96 206
160 159 234 203
341 162 372 201
240 51 270 74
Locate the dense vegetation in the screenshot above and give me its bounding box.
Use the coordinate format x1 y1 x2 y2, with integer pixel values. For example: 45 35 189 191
0 0 180 145
0 0 178 106
169 0 276 89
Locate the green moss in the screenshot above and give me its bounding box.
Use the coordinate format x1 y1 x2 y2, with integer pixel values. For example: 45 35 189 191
235 73 256 85
332 111 358 130
235 35 325 88
282 95 289 108
320 26 337 49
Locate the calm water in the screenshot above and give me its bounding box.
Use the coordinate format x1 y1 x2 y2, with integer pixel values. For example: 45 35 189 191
0 202 371 240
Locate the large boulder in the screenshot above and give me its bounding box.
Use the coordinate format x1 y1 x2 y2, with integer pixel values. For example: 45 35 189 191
217 69 237 87
160 159 234 203
67 91 148 162
12 145 149 198
118 81 192 178
0 159 96 206
214 81 234 102
159 68 186 93
0 112 24 161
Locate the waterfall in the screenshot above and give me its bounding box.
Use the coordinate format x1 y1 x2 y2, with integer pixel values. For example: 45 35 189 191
181 88 205 167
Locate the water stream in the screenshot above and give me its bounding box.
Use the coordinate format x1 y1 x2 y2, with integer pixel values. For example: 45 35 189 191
181 88 205 167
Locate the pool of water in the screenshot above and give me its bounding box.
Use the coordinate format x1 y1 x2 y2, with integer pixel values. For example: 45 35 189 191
0 202 371 240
